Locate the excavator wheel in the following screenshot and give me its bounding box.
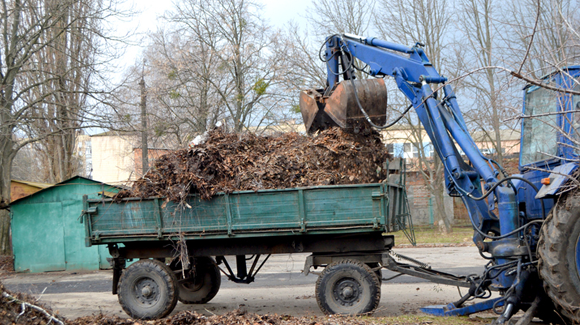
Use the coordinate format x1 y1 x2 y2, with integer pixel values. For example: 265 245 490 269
538 192 580 324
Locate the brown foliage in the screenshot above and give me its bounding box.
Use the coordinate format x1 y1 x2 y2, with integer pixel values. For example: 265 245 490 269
69 309 380 325
0 255 13 274
0 282 63 325
116 127 390 202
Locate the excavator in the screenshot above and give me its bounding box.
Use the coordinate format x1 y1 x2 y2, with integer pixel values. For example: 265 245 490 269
300 34 580 324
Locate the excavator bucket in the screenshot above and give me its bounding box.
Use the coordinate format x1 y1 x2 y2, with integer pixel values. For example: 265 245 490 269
300 79 388 134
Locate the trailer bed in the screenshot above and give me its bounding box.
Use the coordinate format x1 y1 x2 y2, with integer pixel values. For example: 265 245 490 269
82 183 409 246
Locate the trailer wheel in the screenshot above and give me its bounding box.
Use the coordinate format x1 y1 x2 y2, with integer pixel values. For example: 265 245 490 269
315 260 380 315
538 193 580 324
172 256 221 304
367 262 383 284
118 259 178 320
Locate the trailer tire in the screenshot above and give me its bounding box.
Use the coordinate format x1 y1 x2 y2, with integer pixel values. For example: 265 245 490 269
117 259 178 320
315 260 380 315
538 193 580 324
366 262 382 284
172 256 221 304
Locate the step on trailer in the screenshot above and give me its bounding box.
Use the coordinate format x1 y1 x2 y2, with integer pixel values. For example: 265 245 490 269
82 163 419 319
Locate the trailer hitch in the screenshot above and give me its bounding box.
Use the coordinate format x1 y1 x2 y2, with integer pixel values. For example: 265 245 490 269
381 252 506 317
216 254 271 284
381 252 477 288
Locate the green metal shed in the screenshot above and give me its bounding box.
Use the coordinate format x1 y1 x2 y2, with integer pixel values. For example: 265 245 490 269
10 176 122 273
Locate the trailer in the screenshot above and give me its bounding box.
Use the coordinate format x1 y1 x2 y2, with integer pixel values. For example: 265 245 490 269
82 171 414 319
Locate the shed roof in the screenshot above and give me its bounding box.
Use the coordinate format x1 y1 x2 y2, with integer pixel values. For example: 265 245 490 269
11 180 52 189
10 175 125 206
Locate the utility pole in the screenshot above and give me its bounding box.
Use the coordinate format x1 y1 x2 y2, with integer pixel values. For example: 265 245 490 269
140 73 148 176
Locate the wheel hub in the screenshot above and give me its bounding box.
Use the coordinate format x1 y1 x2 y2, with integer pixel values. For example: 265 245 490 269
142 285 152 297
333 278 361 306
134 278 160 304
179 268 205 292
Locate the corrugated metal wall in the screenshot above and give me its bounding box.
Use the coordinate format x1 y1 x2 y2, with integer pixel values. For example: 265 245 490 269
11 177 120 273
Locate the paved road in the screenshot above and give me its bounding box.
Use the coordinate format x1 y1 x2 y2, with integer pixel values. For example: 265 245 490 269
3 266 484 295
1 246 500 319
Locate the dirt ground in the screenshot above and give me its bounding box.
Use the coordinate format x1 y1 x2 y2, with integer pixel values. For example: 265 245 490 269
0 246 512 324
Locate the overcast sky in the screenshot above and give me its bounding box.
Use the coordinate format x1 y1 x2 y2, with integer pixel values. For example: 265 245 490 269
117 0 311 67
132 0 311 29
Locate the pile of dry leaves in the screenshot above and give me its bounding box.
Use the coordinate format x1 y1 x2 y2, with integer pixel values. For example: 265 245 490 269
69 310 386 325
116 127 390 201
0 291 371 325
0 282 64 325
0 255 13 274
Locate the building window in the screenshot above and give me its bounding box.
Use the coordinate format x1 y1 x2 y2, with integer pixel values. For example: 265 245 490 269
387 143 394 156
403 143 419 158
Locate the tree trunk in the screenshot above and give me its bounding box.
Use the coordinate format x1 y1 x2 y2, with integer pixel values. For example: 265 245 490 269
140 76 148 175
432 156 452 234
0 138 15 255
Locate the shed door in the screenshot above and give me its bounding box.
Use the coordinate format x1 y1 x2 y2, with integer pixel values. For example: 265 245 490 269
61 200 100 270
13 202 65 272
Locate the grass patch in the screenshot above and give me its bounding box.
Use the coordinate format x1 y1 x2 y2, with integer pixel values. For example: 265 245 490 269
358 314 488 324
393 225 475 246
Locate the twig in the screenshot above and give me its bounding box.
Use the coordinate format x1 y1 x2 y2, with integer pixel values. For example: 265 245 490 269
15 303 26 322
2 291 64 325
537 151 580 163
518 0 541 75
36 287 48 302
524 165 580 187
435 66 580 96
503 110 580 122
204 308 217 315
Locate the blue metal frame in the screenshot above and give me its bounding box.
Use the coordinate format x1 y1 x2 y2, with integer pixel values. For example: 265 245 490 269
322 35 580 318
325 34 501 251
421 298 504 316
515 68 580 222
519 66 580 170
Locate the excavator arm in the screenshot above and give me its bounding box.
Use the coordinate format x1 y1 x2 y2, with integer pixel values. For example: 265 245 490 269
301 34 542 323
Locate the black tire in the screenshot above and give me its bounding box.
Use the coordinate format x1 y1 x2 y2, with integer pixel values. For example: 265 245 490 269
315 260 381 315
367 262 383 284
172 256 221 304
118 259 179 320
538 193 580 324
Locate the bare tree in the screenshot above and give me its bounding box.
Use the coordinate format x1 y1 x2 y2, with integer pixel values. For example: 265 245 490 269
281 23 327 93
10 144 45 182
166 0 288 132
308 0 375 37
505 0 580 77
374 0 454 233
453 0 518 166
19 0 101 183
143 20 226 143
0 0 127 255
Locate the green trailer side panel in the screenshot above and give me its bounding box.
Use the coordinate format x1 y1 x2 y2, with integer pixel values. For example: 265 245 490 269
62 199 101 271
12 202 65 273
304 186 378 227
85 183 408 244
91 199 158 235
163 197 229 233
229 191 300 230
